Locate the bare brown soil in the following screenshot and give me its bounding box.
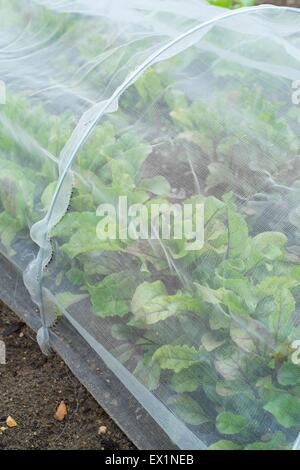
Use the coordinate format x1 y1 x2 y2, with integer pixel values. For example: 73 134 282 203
0 303 134 450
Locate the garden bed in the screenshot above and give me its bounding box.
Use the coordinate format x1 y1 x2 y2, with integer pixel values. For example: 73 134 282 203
0 303 134 450
0 253 175 449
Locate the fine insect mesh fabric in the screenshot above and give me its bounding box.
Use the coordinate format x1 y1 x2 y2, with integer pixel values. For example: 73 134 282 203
1 0 300 450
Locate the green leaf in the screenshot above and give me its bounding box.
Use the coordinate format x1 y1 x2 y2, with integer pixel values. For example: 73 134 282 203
230 323 256 354
132 281 200 325
209 308 230 330
134 353 161 391
109 159 136 194
195 284 223 305
216 411 247 435
227 208 248 258
264 392 300 428
77 121 115 171
0 212 22 255
0 160 34 225
204 195 225 224
256 376 279 402
51 212 98 238
170 365 204 393
62 229 120 258
131 280 167 324
56 291 88 309
202 332 225 352
221 289 249 317
214 351 243 380
139 176 171 196
208 440 242 450
195 284 249 317
153 345 202 373
245 432 289 450
216 382 235 397
111 324 140 341
71 191 95 212
41 181 57 209
88 272 140 317
250 232 287 264
168 394 209 426
134 67 163 102
230 317 273 353
268 288 295 342
66 267 86 286
256 276 300 296
113 343 134 364
277 363 300 386
223 279 257 312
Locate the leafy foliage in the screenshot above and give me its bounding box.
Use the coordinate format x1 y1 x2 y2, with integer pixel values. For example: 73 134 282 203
208 0 255 8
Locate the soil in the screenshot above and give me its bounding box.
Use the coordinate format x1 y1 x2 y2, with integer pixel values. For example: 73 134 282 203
0 302 134 450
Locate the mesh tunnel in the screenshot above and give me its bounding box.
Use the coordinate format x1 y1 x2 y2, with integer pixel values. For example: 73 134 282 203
1 0 300 450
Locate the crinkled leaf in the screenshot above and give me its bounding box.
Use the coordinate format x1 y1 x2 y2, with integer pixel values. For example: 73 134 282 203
256 276 300 296
249 232 287 267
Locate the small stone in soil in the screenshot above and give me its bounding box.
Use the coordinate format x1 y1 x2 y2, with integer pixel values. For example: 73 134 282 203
98 426 107 435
